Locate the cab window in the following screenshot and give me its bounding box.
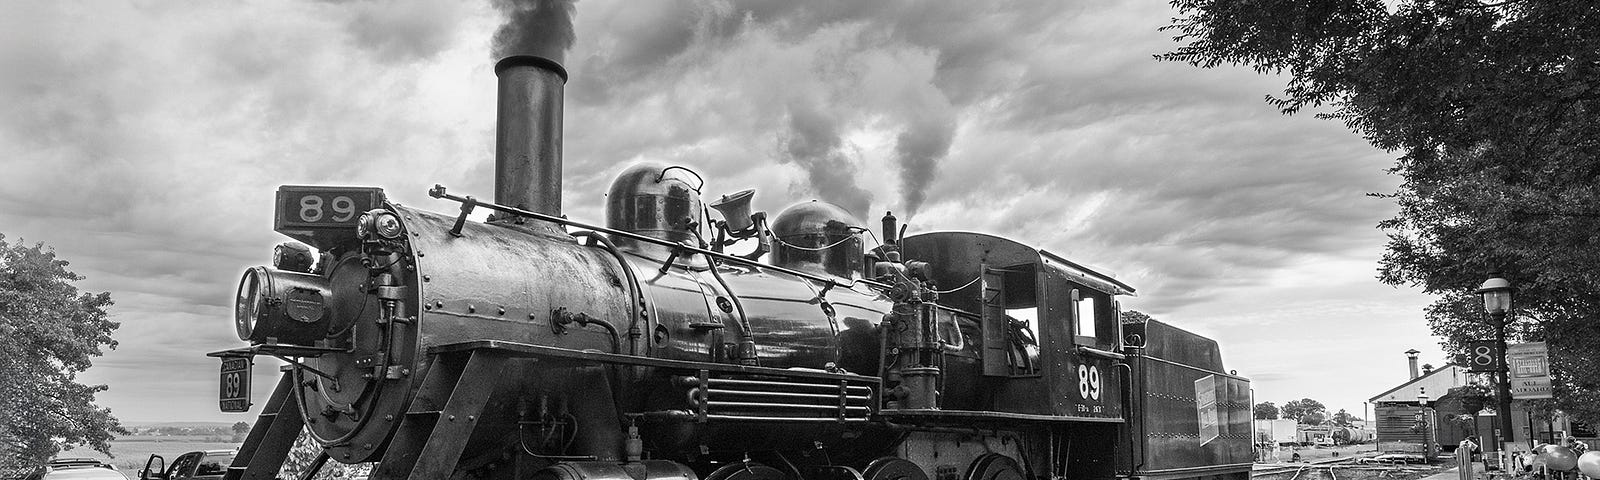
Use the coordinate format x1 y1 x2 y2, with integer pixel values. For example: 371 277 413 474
1076 295 1097 339
1072 286 1115 347
1005 307 1040 374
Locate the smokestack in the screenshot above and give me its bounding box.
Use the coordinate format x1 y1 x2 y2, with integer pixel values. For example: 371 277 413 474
1406 349 1421 379
494 55 567 219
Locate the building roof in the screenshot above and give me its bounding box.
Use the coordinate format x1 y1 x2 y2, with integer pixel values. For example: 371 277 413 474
1368 364 1467 404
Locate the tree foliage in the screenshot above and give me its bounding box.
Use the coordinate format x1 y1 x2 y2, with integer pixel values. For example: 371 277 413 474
1301 411 1327 426
1163 0 1600 425
1281 398 1327 423
1331 408 1359 426
1255 401 1281 419
0 235 125 467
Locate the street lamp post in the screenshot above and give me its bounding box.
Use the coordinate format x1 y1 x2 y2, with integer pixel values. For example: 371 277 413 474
1476 276 1517 458
1419 391 1433 459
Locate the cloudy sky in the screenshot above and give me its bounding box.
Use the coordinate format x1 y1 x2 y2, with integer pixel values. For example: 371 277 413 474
3 0 1449 424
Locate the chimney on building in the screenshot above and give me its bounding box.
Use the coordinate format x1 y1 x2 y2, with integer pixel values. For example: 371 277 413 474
1406 349 1421 379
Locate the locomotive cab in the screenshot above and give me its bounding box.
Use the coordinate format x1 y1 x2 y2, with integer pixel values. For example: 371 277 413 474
899 232 1132 418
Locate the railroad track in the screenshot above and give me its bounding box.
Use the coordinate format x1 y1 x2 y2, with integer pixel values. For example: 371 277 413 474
1252 456 1444 480
1253 457 1359 477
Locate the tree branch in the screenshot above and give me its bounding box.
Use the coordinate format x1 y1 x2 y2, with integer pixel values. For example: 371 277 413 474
1509 210 1600 218
1457 0 1526 9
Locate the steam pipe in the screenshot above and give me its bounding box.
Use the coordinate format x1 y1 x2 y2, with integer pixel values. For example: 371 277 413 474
571 231 642 356
429 185 890 291
494 55 568 218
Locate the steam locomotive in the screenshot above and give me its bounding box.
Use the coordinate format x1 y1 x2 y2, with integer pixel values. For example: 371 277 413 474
211 55 1252 480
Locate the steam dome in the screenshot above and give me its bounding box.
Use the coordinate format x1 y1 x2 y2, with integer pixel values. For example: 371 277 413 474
770 201 865 278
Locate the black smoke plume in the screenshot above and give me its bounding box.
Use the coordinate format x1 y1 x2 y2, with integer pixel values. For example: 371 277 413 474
782 102 875 220
894 115 954 219
490 0 578 61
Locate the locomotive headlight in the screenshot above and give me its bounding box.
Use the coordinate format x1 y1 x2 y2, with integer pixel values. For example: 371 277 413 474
374 212 403 239
234 266 332 345
235 269 264 341
356 210 403 240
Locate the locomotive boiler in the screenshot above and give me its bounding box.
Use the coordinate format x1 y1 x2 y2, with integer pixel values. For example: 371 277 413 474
211 55 1253 480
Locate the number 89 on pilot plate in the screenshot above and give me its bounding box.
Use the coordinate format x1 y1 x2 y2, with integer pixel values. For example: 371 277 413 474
219 357 252 412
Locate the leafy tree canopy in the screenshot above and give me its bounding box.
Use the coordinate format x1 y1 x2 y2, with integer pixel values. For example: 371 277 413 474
1255 401 1281 419
1163 0 1600 425
1302 411 1328 426
1281 398 1328 423
0 235 125 468
1331 408 1360 426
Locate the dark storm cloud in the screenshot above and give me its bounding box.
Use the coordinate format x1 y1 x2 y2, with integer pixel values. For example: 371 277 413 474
1 1 505 421
345 1 467 63
5 0 1431 423
546 1 1402 314
568 1 1057 218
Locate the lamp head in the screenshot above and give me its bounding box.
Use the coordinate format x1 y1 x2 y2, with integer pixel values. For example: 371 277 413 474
1475 276 1515 316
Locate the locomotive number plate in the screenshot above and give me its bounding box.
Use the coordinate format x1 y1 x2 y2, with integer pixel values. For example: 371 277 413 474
219 356 252 412
274 186 385 230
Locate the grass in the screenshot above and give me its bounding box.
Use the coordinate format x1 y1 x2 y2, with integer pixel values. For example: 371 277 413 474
56 436 242 472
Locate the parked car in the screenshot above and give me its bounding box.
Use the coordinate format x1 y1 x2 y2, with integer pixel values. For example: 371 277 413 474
22 458 129 480
138 450 234 480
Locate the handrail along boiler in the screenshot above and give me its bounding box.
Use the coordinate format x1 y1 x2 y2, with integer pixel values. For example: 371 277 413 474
211 54 1253 480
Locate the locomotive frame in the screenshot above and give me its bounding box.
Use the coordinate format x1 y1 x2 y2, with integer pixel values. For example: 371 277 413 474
208 54 1252 480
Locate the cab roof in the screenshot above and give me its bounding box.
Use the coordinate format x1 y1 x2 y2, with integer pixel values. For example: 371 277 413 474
900 231 1135 296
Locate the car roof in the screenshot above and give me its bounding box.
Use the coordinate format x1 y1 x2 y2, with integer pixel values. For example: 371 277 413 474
41 466 129 480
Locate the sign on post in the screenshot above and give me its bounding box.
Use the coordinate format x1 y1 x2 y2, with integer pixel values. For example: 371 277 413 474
219 356 253 412
1506 342 1551 399
1466 340 1501 373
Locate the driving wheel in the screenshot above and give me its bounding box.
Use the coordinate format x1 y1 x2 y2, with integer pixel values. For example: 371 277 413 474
863 457 928 480
966 454 1024 480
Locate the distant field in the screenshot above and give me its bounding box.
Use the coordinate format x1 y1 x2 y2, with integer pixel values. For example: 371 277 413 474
57 436 241 471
